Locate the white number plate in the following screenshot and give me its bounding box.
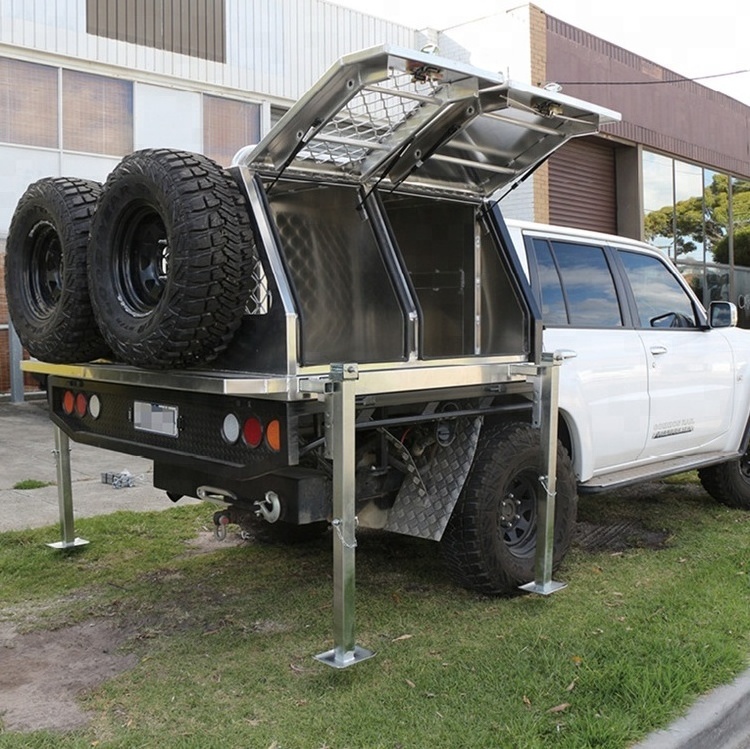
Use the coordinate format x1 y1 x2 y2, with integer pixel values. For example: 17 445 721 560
133 401 179 437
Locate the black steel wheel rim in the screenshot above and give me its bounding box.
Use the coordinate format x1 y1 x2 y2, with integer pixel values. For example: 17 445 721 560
28 221 63 318
113 202 169 315
498 469 538 556
740 453 750 482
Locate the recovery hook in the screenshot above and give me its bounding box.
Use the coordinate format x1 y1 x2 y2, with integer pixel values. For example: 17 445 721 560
212 510 231 541
254 491 281 523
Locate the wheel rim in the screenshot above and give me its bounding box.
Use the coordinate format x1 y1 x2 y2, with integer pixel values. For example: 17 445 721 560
27 221 63 318
497 469 538 557
113 202 169 315
739 453 750 482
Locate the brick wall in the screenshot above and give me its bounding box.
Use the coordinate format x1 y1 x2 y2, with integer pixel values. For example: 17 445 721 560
529 4 550 224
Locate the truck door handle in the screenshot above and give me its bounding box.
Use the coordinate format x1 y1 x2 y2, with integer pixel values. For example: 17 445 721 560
650 345 668 356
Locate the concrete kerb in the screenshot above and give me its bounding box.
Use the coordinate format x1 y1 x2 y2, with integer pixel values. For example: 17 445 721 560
631 667 750 749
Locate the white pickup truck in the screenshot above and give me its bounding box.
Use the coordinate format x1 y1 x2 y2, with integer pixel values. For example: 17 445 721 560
5 46 747 625
505 219 749 507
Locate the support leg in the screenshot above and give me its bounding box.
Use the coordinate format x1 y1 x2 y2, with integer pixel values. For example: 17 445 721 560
520 353 566 595
8 320 24 404
47 426 89 550
315 363 374 668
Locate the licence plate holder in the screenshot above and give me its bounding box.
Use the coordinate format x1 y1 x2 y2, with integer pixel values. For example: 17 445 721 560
133 401 179 437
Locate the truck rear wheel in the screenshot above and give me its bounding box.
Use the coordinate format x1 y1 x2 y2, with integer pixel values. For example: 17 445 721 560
441 422 577 595
88 148 255 369
5 177 110 363
698 457 750 510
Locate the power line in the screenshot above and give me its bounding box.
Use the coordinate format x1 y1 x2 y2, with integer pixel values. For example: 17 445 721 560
555 69 750 86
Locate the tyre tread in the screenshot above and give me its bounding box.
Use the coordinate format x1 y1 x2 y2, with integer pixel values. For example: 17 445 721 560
441 421 577 595
5 177 109 363
89 149 255 369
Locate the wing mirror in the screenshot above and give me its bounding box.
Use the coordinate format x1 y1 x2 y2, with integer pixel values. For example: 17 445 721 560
708 301 738 328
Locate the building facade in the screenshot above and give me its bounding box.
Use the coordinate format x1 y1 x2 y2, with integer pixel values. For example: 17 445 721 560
2 0 750 392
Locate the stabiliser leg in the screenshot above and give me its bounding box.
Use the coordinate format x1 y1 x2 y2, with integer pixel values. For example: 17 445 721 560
47 425 89 550
315 363 375 668
519 352 567 595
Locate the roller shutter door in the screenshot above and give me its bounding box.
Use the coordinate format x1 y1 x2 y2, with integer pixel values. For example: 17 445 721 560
548 137 617 233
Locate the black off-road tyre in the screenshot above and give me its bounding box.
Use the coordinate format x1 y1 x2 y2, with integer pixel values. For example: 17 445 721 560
441 422 578 595
88 148 256 369
698 457 750 510
5 177 110 363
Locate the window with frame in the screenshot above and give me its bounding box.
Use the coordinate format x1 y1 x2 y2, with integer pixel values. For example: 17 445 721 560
618 250 697 328
0 57 58 148
62 70 133 156
203 95 261 166
530 238 623 327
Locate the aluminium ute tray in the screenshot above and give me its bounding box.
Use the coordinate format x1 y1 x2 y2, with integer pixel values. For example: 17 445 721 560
235 44 620 200
21 358 534 400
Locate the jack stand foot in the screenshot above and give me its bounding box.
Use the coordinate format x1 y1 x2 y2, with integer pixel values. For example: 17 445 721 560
519 580 567 596
314 645 376 669
46 537 90 550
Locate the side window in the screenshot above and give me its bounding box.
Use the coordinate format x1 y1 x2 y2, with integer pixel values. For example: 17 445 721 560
618 250 697 328
531 238 568 325
529 238 623 327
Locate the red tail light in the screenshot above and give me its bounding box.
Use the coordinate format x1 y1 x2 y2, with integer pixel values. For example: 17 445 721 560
62 390 75 415
242 416 263 448
74 393 88 417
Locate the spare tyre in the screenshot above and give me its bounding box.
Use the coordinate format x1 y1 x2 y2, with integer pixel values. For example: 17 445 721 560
88 148 256 369
5 177 110 363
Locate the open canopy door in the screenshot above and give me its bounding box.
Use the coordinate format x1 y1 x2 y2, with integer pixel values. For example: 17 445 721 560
237 45 620 201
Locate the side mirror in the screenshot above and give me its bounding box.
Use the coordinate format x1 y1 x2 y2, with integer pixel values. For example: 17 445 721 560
709 301 738 328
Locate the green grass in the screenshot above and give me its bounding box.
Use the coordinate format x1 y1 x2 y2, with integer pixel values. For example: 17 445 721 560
0 476 749 748
11 478 54 490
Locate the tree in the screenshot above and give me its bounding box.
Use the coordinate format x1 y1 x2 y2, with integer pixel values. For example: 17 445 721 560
643 172 750 264
712 228 750 266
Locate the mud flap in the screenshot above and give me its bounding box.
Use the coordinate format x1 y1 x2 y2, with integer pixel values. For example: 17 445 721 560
383 416 483 540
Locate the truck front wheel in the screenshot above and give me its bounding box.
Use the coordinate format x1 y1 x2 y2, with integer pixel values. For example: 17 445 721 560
698 456 750 510
5 178 110 363
441 422 577 595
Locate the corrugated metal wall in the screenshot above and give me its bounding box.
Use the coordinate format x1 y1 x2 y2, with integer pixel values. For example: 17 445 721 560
86 0 227 63
0 0 416 100
548 137 617 233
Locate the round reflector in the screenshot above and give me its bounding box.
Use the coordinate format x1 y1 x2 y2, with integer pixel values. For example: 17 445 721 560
242 416 263 448
88 394 102 419
222 413 241 444
266 419 281 452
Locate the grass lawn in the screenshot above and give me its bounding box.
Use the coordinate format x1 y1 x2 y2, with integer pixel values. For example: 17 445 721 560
0 473 749 748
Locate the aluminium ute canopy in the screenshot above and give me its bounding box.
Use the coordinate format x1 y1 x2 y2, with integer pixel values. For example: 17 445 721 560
236 45 621 201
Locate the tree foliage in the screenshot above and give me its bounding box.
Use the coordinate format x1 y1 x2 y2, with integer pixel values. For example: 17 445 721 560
713 228 750 265
643 173 750 265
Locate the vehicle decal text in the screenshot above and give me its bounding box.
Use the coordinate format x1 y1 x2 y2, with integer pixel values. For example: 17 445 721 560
652 419 695 439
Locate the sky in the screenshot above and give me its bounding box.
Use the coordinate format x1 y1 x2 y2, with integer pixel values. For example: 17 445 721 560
330 0 750 106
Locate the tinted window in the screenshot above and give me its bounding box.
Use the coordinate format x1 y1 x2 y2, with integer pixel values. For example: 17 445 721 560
554 242 622 327
530 239 622 327
531 238 568 324
619 250 697 328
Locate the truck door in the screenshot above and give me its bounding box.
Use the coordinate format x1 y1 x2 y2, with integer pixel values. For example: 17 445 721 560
527 236 651 476
616 249 734 458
